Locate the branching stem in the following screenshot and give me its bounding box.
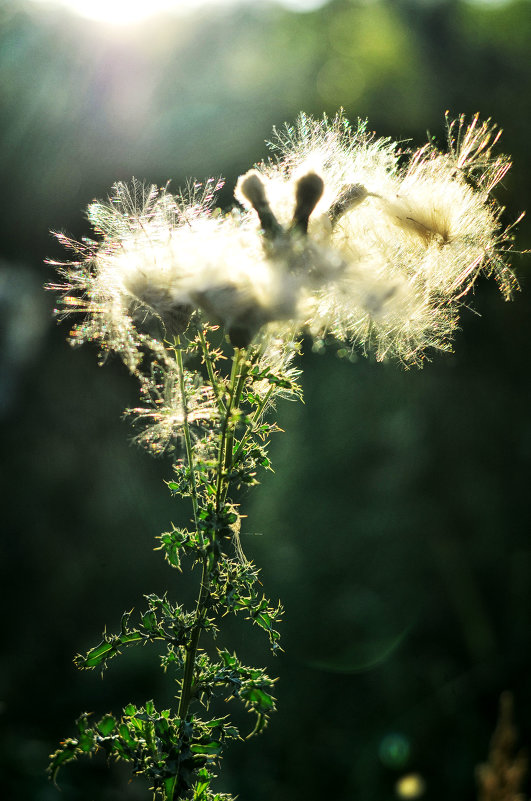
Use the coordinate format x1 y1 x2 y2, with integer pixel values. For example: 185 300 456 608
176 344 248 738
215 349 243 511
197 325 226 416
232 384 274 467
177 560 208 722
174 337 200 539
174 335 210 790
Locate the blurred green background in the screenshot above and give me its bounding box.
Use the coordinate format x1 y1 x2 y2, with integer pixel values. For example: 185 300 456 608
1 0 531 798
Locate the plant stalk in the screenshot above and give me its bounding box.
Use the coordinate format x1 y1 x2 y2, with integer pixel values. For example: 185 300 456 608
176 345 247 725
174 338 200 537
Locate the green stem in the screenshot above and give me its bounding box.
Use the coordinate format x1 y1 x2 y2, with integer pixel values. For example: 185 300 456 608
221 355 251 505
174 336 209 730
197 325 226 415
214 350 241 511
177 560 209 720
177 346 247 726
232 384 274 467
174 338 200 538
163 776 178 801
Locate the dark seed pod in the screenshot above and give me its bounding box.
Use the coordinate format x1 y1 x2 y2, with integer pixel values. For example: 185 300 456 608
238 171 283 238
291 172 324 234
328 184 370 225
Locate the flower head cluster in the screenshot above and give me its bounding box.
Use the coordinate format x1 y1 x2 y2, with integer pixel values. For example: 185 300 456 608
238 112 517 364
50 112 518 375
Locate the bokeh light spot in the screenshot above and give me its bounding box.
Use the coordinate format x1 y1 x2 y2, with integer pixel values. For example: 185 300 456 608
379 733 411 769
396 773 426 799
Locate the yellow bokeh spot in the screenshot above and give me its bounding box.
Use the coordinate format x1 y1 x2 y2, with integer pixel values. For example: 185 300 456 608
396 773 426 799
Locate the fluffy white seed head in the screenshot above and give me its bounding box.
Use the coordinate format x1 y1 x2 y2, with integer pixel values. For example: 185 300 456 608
50 112 518 369
240 111 517 364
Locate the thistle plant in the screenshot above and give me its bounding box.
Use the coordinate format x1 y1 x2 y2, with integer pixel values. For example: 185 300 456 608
47 111 519 800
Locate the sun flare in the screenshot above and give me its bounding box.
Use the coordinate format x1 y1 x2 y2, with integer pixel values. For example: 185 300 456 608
30 0 194 25
28 0 328 25
72 0 170 24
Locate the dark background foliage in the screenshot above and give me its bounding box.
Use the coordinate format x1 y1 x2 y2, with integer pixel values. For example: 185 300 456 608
1 0 531 799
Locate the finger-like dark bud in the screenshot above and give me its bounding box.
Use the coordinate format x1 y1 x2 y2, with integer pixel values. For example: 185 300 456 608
291 172 324 234
238 171 283 238
329 183 370 225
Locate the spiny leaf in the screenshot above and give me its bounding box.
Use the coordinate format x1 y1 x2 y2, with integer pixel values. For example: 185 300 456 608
97 714 116 736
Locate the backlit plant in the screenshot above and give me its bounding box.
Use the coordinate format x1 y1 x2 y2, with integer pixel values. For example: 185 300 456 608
47 111 519 800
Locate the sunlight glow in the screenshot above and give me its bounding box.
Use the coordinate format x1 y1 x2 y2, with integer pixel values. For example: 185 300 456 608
30 0 179 24
28 0 328 26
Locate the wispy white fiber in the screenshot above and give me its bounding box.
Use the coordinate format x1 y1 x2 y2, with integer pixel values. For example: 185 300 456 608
49 112 518 369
